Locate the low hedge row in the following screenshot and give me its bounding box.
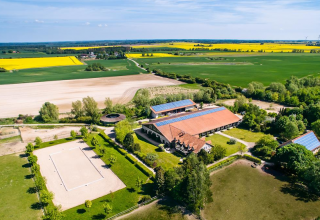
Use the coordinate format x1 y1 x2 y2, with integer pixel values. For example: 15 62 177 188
207 155 240 173
126 154 138 164
135 163 154 178
243 154 262 164
115 147 127 156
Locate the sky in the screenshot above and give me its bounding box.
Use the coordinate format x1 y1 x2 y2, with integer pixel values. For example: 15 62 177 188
0 0 320 42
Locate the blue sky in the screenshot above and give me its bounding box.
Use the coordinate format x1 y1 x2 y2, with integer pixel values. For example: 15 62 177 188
1 0 320 42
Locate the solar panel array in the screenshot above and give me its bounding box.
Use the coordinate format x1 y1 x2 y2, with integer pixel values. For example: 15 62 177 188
156 107 226 127
293 132 320 151
151 99 194 113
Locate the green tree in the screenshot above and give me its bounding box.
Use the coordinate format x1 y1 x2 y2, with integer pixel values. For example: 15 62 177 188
311 120 320 138
123 133 134 150
155 166 165 194
253 135 278 158
282 121 299 140
80 126 88 136
31 163 40 173
28 155 38 164
104 97 113 114
85 200 92 208
39 102 59 122
274 143 315 174
40 190 54 206
212 145 226 161
114 120 132 144
91 136 99 147
82 96 101 123
238 144 246 155
133 143 141 152
302 161 320 195
108 155 117 165
26 143 34 155
136 176 143 189
71 100 83 118
103 202 112 215
35 176 46 191
70 130 77 139
42 205 64 220
35 137 42 146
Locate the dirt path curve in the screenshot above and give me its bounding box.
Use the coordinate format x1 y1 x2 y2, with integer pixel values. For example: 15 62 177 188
115 199 159 220
217 131 256 148
127 58 146 71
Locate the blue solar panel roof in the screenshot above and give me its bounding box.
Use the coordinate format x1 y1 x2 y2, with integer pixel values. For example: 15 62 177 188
155 107 226 127
151 99 194 113
293 132 320 151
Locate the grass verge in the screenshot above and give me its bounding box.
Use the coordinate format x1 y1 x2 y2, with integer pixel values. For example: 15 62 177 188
223 128 268 142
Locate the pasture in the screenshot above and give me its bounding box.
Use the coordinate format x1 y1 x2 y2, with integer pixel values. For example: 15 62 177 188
135 53 320 87
202 161 320 220
0 59 143 85
0 154 42 220
0 56 82 70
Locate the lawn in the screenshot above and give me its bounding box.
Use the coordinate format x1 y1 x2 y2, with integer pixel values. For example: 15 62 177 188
0 59 145 85
205 134 246 156
121 198 190 220
134 133 181 170
62 133 154 220
135 53 320 87
0 154 42 220
223 128 267 143
0 135 22 144
203 162 320 220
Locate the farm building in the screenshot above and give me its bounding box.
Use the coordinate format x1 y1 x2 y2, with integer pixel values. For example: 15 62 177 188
142 107 242 155
150 99 197 118
280 131 320 154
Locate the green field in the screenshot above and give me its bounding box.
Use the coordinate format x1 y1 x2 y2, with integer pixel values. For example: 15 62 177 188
122 198 189 220
134 133 181 170
135 53 320 87
203 163 320 220
223 128 268 143
205 134 246 156
0 154 42 220
62 133 153 219
0 59 145 85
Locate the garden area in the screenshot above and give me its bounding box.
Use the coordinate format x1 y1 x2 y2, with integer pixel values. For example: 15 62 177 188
205 134 246 156
0 154 42 220
133 133 181 170
202 162 320 220
223 128 268 143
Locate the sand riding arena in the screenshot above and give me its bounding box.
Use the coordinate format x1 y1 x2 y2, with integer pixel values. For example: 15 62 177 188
34 140 125 210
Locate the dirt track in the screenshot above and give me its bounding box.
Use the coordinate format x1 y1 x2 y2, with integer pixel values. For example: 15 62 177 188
0 74 182 118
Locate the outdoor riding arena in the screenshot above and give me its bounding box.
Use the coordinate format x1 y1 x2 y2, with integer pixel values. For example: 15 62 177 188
34 140 126 210
0 74 183 118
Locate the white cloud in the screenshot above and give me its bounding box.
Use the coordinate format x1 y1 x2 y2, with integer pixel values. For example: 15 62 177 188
98 24 102 27
84 21 90 25
98 23 107 27
34 19 44 23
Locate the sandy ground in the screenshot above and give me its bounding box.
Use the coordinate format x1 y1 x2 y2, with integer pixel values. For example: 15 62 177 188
0 74 182 118
19 126 82 143
34 140 126 210
220 99 290 113
0 127 20 139
0 141 26 156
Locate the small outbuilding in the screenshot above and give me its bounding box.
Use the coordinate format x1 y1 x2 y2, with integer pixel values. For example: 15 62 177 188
100 113 126 125
280 131 320 154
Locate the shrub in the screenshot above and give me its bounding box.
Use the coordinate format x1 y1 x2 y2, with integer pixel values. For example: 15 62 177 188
207 155 240 172
135 163 154 178
146 153 158 162
92 126 98 132
133 143 141 152
25 143 34 155
35 176 46 191
85 200 92 208
140 195 151 203
126 154 138 164
28 155 38 164
116 147 127 156
35 137 43 146
243 154 261 164
228 138 237 145
40 190 54 206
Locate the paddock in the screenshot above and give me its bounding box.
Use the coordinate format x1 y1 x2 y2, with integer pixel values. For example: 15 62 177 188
34 140 126 210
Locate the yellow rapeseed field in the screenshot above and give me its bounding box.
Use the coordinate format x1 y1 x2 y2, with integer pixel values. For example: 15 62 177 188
132 42 320 53
0 56 83 70
60 46 114 50
126 53 178 58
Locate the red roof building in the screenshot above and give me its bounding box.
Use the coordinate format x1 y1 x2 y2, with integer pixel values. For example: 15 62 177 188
142 106 241 154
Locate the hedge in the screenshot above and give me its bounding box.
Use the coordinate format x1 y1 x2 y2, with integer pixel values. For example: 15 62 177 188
135 163 154 178
115 147 127 156
243 154 261 164
126 154 138 164
207 155 240 173
99 132 117 147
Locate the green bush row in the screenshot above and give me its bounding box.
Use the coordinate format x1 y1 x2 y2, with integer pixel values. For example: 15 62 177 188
207 155 240 172
115 147 127 156
126 154 138 164
135 163 154 178
243 154 262 164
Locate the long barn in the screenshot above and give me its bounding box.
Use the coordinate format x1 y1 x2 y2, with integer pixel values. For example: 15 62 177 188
142 106 242 155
